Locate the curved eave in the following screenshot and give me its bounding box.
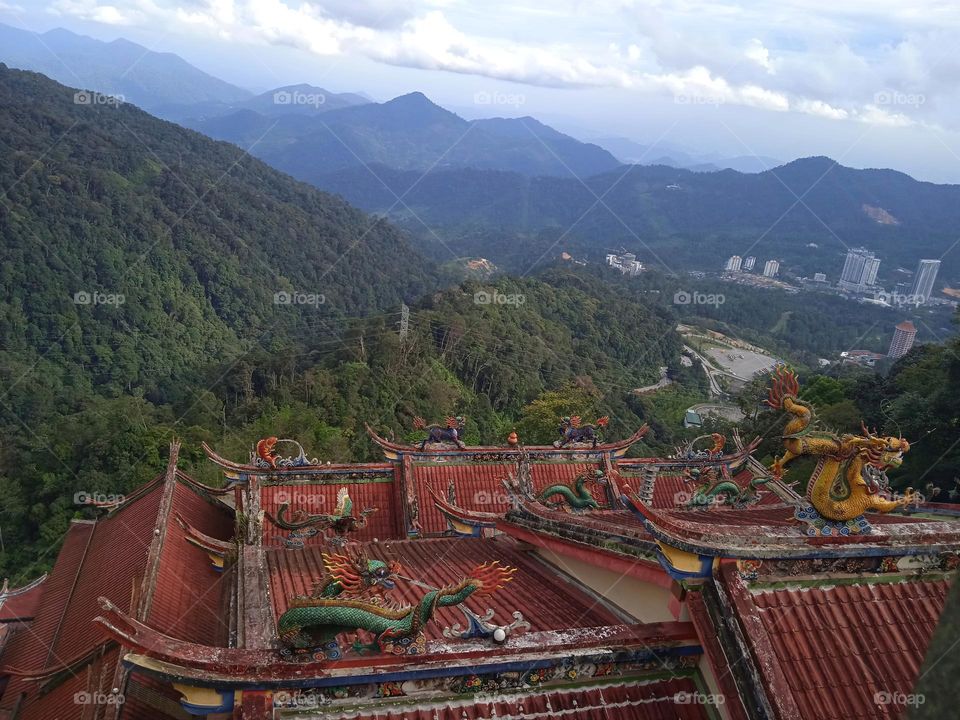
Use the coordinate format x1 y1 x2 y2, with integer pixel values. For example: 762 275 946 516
201 442 392 478
365 424 649 459
620 492 960 559
96 596 694 685
429 490 499 527
175 513 233 554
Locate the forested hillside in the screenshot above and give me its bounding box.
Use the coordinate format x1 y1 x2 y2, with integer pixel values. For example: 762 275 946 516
314 158 960 280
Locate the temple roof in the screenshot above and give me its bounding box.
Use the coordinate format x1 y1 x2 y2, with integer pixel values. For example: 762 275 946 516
0 575 46 623
266 536 628 645
716 560 948 720
0 449 232 719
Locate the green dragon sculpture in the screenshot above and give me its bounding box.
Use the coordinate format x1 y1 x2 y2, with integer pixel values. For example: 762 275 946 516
683 466 768 508
277 550 516 659
538 470 607 510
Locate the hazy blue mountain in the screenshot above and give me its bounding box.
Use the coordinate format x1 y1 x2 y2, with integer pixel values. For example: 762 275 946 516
191 91 623 180
0 23 250 109
310 156 960 278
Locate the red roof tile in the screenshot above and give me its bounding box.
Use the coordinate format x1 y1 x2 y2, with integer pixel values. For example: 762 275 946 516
266 536 624 641
724 565 949 720
0 576 46 623
260 481 401 546
333 678 711 719
146 479 234 646
414 462 604 534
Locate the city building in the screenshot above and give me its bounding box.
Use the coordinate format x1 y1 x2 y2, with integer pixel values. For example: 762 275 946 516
911 259 941 304
2 416 958 720
725 255 742 272
605 252 643 276
813 272 826 282
888 320 918 359
742 256 756 271
838 247 880 292
762 259 779 277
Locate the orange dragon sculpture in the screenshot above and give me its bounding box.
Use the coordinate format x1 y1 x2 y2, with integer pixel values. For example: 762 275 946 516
766 366 916 522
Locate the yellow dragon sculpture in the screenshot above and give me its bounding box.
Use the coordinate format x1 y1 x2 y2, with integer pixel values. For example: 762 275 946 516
766 366 916 522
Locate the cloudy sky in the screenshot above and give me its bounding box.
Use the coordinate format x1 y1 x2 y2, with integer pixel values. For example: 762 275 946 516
4 0 960 181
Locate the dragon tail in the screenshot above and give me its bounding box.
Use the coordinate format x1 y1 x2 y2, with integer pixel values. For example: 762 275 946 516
413 416 426 430
765 365 800 409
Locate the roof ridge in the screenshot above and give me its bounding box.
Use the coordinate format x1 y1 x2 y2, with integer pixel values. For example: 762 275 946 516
135 440 181 621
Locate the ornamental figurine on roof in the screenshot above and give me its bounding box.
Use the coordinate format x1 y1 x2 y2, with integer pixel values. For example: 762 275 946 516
255 437 319 468
554 415 609 448
277 548 516 661
767 365 917 523
266 487 376 549
413 415 467 450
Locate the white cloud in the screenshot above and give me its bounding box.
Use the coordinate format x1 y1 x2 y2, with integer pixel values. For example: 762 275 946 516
796 99 849 120
42 0 957 129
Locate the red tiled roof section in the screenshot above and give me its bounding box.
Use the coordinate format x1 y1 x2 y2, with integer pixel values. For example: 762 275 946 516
0 578 46 623
414 462 604 534
747 578 949 720
266 537 623 640
261 481 400 546
336 678 710 719
146 480 234 646
0 520 99 673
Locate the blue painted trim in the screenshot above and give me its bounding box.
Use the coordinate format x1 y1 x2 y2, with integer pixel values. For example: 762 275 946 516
180 690 234 715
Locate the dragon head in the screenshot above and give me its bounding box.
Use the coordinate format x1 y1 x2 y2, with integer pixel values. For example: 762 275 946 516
322 550 404 598
857 423 910 494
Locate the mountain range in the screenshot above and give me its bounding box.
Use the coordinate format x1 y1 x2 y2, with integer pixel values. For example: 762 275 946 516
311 158 960 281
2 23 958 287
188 92 623 180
